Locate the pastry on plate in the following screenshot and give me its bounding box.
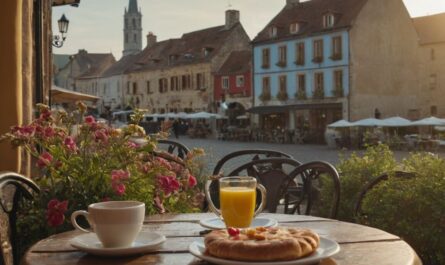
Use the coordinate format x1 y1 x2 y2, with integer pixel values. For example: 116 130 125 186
204 226 320 261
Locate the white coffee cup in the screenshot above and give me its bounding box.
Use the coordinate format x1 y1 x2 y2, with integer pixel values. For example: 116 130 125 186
71 201 145 248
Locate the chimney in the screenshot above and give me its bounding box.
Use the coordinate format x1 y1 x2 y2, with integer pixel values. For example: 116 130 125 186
225 10 240 29
146 32 157 48
286 0 300 5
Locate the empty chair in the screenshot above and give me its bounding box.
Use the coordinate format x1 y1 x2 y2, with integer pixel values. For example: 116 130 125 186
0 172 39 265
157 139 190 159
354 171 415 220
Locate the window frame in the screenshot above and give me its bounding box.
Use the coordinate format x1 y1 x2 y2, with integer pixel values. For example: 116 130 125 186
278 45 287 67
262 48 270 68
236 75 245 87
331 36 342 60
313 39 324 63
295 42 305 65
222 76 230 90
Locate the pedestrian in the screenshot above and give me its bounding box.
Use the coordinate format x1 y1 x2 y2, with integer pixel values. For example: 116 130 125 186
173 119 180 139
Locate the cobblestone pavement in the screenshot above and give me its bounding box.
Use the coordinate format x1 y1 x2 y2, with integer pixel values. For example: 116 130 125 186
164 136 425 173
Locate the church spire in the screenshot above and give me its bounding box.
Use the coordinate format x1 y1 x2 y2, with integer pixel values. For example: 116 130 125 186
128 0 138 13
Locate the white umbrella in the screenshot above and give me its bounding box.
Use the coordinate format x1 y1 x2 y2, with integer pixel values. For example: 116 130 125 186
327 120 352 128
381 117 412 127
188 112 219 119
351 118 385 127
410 116 445 126
236 115 249 120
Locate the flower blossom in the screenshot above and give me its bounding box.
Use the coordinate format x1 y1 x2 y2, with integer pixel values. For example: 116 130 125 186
94 130 109 143
155 157 173 171
44 127 55 138
64 137 77 152
158 175 180 196
46 199 68 227
36 152 53 169
111 170 130 196
188 174 197 188
85 115 96 124
12 125 35 138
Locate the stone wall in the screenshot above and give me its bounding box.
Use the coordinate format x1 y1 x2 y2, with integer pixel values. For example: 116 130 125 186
349 0 421 120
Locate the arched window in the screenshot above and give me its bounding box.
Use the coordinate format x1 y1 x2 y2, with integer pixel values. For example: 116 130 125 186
133 34 137 42
132 18 136 28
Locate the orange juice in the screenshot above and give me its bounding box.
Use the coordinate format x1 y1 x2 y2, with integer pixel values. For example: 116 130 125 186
220 186 256 228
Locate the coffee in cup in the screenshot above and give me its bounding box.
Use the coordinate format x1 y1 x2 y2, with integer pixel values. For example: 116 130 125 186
71 201 145 248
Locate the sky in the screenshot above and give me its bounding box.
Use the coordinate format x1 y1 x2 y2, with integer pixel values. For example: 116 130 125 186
52 0 445 60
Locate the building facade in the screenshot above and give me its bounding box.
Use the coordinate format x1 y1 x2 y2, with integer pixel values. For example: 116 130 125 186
252 0 421 142
122 10 251 113
214 50 252 118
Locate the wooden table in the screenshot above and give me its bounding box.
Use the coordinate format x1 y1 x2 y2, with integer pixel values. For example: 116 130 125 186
22 213 422 265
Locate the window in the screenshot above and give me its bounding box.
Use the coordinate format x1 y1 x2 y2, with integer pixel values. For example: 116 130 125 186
334 70 343 89
314 72 324 98
125 34 128 43
132 82 138 94
430 74 437 89
125 19 128 28
170 76 179 91
133 34 137 42
269 26 278 38
222 76 229 89
262 48 270 68
298 74 306 91
290 23 300 34
132 18 136 28
313 40 324 63
146 81 151 94
323 14 335 28
158 78 168 93
262 77 270 94
196 73 206 90
431 106 438 116
278 46 287 66
127 81 130 94
236 75 245 87
331 36 342 60
295 42 305 65
181 75 191 90
279 75 287 92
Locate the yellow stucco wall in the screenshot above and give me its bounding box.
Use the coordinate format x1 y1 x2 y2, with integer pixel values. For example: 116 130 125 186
0 1 23 171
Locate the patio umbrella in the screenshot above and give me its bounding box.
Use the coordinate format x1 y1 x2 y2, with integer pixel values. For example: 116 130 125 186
327 120 352 128
236 115 249 120
351 118 385 127
381 116 412 127
410 116 445 126
188 112 219 119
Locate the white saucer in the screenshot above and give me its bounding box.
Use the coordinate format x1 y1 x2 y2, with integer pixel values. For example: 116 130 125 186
189 237 340 265
199 217 277 229
70 231 166 256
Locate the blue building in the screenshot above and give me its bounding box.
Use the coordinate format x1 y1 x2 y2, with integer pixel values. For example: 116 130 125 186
251 0 423 143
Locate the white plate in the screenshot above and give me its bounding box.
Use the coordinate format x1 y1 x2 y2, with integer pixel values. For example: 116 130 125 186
70 231 166 257
200 217 277 230
189 237 340 265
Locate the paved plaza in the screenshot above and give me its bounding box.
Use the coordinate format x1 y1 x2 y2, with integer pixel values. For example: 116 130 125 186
166 137 423 173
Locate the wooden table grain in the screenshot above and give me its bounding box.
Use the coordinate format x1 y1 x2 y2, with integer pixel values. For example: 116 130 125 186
21 213 422 265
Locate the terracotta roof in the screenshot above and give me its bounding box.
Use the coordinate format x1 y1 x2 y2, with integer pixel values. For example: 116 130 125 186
253 0 368 44
413 13 445 45
75 51 116 79
129 23 242 72
101 54 139 77
216 50 252 75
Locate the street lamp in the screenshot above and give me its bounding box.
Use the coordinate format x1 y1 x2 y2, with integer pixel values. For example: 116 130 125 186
52 14 69 48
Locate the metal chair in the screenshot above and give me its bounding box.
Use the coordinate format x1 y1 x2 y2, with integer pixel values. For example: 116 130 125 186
0 172 39 265
354 171 415 220
157 139 190 159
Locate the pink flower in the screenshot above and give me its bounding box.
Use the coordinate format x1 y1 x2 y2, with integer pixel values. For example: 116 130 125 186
85 115 96 124
158 175 180 195
39 109 52 121
12 125 35 137
126 141 138 149
112 183 126 196
46 199 68 227
64 137 77 152
188 174 197 188
94 130 109 143
155 157 172 171
36 152 53 169
44 127 55 138
111 170 130 180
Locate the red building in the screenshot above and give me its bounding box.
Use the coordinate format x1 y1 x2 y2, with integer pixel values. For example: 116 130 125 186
214 50 252 112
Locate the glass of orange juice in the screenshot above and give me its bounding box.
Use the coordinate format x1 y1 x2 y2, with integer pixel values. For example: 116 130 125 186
205 176 267 228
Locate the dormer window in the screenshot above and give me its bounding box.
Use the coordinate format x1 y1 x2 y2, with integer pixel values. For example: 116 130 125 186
203 47 214 57
323 14 335 28
269 26 278 38
290 23 300 34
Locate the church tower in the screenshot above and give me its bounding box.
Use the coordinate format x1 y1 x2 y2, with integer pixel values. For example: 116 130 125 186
123 0 142 57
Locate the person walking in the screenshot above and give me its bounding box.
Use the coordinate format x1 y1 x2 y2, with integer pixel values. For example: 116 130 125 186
173 119 180 139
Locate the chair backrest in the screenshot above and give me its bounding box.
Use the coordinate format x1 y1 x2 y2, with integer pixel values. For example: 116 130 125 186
0 172 39 265
354 171 415 220
212 149 293 176
157 139 190 159
281 161 341 219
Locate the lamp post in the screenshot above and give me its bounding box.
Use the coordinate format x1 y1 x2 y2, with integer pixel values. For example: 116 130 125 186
52 14 69 48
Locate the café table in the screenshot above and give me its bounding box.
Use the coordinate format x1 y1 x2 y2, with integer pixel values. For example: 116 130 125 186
22 213 422 265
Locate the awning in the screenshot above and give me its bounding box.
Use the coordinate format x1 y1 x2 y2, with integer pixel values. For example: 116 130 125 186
247 102 342 114
51 85 99 103
247 105 288 114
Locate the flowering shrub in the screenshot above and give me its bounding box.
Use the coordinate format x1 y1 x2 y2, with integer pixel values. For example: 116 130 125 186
1 103 205 253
